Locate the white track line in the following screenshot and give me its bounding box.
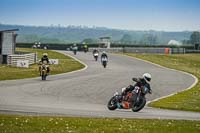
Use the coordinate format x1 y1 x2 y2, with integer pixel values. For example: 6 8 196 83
53 50 88 75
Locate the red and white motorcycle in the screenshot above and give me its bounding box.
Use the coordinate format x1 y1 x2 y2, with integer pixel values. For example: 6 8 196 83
107 85 152 112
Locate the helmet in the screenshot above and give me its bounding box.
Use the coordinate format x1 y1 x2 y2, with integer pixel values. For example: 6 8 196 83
102 51 106 54
143 73 151 83
43 53 48 57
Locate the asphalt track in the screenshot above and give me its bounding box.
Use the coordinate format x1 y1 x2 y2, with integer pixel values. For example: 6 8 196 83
0 51 200 120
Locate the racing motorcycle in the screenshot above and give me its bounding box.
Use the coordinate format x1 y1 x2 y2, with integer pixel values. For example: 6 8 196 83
101 57 108 68
39 63 48 80
107 85 152 112
93 52 99 61
73 49 77 55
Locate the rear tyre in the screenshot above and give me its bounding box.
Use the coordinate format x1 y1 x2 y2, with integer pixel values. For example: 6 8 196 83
132 97 146 112
107 96 118 110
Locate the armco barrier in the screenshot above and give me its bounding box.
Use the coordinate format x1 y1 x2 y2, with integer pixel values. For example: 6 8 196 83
89 47 185 54
123 47 169 54
7 53 37 66
89 48 123 53
185 50 200 53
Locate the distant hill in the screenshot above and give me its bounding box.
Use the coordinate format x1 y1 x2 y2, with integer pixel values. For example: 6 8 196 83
0 24 192 45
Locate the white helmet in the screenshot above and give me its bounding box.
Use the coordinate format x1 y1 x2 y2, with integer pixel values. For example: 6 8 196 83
143 73 151 83
102 51 106 54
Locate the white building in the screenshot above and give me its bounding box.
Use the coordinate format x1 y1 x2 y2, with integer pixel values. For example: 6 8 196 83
99 37 111 48
0 29 18 64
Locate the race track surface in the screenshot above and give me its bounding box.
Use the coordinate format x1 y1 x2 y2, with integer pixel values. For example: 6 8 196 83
0 51 199 120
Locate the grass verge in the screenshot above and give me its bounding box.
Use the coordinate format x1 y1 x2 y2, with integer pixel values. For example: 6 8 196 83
0 48 84 80
125 53 200 112
0 114 199 133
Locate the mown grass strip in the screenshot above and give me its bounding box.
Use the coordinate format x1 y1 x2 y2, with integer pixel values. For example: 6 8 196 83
0 48 84 80
125 53 200 112
0 114 199 133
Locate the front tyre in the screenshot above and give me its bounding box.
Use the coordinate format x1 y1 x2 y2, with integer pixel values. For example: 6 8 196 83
94 56 98 61
41 71 47 80
42 75 46 80
103 61 107 68
132 97 146 112
107 96 118 110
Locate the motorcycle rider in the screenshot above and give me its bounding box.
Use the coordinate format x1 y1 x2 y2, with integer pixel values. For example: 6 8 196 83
93 49 99 61
118 73 152 108
72 44 78 54
39 53 50 75
101 51 108 62
93 49 99 55
83 44 88 53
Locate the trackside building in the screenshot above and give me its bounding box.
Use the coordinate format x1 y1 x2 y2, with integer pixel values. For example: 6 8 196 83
0 29 18 64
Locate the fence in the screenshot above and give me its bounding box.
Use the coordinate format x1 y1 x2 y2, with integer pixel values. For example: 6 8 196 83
185 50 200 53
89 48 123 53
89 47 185 54
7 53 37 66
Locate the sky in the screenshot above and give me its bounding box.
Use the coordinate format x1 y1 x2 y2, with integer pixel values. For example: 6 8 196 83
0 0 200 31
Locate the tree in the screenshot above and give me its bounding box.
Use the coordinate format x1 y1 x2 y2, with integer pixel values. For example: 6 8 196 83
120 34 132 43
81 38 96 44
190 31 200 49
142 34 157 45
190 31 200 44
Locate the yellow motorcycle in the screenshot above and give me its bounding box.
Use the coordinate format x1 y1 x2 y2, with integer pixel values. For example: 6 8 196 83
39 61 49 80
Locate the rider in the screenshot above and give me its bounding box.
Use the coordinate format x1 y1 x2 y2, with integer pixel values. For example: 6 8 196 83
72 44 78 54
101 51 108 62
83 44 88 52
118 73 152 108
39 53 50 75
123 73 152 95
93 49 98 54
93 49 99 55
73 44 78 50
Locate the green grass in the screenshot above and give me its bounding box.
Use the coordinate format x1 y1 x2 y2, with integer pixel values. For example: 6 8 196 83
0 48 84 80
125 53 200 112
0 114 199 133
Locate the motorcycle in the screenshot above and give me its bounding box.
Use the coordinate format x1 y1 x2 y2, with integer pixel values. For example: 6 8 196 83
39 63 48 80
83 48 87 53
93 53 99 61
101 57 108 68
73 49 77 55
107 85 152 112
72 46 78 55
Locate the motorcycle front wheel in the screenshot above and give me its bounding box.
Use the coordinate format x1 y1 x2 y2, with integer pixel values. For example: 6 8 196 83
41 71 47 80
103 62 107 68
132 97 146 112
107 96 118 110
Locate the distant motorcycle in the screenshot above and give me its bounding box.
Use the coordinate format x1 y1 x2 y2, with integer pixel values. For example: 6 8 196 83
107 85 152 112
73 49 77 55
93 53 99 61
39 63 48 80
72 46 78 55
83 48 87 53
101 57 108 68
